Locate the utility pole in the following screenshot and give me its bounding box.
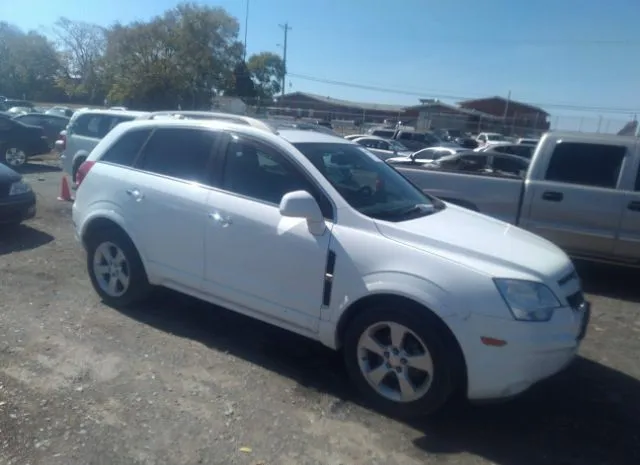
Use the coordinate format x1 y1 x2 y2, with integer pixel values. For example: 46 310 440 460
243 0 250 62
503 90 511 132
279 22 292 97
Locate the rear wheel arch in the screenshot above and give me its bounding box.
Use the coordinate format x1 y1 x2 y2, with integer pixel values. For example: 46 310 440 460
82 217 145 271
335 293 467 393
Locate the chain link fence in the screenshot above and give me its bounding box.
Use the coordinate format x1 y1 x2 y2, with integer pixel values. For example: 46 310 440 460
245 104 636 137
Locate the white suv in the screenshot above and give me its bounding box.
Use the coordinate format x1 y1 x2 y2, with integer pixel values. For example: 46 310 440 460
71 116 590 418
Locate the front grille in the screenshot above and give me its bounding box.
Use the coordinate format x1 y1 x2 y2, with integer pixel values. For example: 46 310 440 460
566 291 585 310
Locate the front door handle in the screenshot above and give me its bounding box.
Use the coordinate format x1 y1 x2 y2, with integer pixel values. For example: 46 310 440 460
542 191 563 202
628 201 640 212
209 211 232 227
125 188 144 201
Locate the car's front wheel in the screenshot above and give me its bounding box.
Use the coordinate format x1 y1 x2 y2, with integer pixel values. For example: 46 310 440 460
343 303 458 418
86 227 152 307
2 145 27 167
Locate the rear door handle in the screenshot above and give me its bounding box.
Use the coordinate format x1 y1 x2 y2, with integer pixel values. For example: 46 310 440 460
628 201 640 212
542 191 563 202
126 188 144 201
209 211 232 227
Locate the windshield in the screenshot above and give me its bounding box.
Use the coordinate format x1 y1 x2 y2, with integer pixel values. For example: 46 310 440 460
388 140 408 151
486 134 505 141
293 142 441 221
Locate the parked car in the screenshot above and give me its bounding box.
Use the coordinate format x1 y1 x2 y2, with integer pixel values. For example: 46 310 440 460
390 129 449 151
476 132 507 147
475 142 536 159
13 113 70 149
366 127 396 139
422 151 530 177
45 106 75 118
0 99 35 112
351 136 413 160
0 162 36 225
386 146 467 166
5 106 32 117
57 108 149 182
0 114 50 167
72 115 589 418
517 138 539 146
395 131 640 267
344 134 369 141
454 136 479 149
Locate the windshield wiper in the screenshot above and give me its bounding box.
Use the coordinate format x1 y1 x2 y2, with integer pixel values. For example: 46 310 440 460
374 203 436 220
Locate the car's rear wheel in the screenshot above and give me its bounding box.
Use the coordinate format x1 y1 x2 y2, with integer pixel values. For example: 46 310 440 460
343 303 457 418
86 227 152 307
2 146 27 167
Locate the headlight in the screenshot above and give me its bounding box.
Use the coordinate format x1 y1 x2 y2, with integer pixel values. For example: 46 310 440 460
494 278 561 322
9 181 32 196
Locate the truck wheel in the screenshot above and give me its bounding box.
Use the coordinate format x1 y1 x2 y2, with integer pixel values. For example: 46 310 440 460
86 227 152 308
343 303 457 418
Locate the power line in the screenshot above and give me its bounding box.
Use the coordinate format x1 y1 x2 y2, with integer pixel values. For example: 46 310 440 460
287 72 640 114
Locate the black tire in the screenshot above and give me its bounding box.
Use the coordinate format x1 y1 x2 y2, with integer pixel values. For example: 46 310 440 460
86 226 152 308
72 157 86 184
343 303 457 418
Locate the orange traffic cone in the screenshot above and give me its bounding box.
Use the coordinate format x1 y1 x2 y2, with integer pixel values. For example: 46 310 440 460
57 175 72 202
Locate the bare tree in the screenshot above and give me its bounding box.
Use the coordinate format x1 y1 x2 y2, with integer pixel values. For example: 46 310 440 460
53 17 106 103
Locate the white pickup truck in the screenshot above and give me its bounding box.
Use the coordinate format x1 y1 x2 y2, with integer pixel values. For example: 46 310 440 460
395 131 640 266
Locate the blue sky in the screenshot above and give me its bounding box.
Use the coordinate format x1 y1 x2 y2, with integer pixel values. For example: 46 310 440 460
2 0 639 132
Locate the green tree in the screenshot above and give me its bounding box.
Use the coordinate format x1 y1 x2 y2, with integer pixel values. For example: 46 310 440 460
247 51 285 105
103 2 244 110
0 22 63 102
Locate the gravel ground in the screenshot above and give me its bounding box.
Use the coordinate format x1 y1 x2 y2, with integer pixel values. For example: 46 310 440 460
1 162 640 465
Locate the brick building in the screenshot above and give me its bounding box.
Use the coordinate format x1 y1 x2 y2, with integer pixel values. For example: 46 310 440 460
458 96 550 135
406 99 502 132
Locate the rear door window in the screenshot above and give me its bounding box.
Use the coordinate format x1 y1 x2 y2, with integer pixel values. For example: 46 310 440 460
135 127 218 184
545 142 626 189
16 115 43 126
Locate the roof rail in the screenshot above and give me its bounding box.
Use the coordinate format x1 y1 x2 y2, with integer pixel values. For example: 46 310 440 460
139 111 278 134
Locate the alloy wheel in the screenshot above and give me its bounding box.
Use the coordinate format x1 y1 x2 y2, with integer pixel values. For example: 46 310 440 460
356 321 434 403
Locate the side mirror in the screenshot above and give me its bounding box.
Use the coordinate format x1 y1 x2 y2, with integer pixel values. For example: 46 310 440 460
54 139 65 153
279 190 325 235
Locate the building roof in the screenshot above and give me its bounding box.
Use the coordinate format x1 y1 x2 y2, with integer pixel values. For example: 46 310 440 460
277 92 406 113
458 96 549 116
405 100 502 120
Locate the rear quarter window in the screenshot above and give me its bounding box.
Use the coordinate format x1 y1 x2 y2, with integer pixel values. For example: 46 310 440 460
99 129 152 167
134 127 218 184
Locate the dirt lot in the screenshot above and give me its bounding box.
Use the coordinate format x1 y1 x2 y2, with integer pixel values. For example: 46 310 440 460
1 161 640 465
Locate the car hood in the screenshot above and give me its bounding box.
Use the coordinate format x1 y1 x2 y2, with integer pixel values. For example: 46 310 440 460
374 203 571 281
0 163 21 182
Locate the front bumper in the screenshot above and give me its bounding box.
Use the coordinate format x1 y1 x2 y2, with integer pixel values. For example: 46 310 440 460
456 301 590 401
0 191 37 224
